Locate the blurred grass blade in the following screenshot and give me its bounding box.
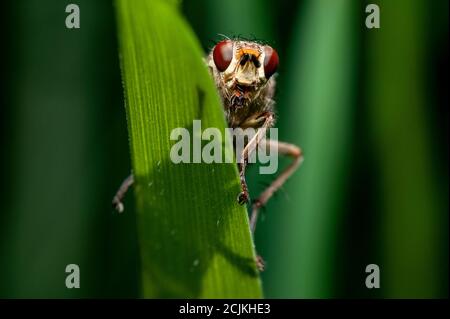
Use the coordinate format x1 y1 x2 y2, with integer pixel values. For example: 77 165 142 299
264 0 356 297
0 0 123 298
115 0 262 298
367 0 442 298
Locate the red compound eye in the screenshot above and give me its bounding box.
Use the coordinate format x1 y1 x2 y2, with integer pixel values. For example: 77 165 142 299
213 40 233 72
263 46 279 79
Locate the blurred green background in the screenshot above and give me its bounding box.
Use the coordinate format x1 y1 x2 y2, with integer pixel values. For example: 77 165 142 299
0 0 447 298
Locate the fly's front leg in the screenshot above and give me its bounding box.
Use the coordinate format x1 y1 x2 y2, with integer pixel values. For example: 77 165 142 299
250 140 303 233
112 174 134 213
237 112 275 205
237 162 250 204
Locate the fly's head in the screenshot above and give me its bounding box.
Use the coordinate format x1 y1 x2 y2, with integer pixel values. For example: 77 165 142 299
208 39 279 111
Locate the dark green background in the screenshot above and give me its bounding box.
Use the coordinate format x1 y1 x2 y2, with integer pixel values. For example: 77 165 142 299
0 0 448 298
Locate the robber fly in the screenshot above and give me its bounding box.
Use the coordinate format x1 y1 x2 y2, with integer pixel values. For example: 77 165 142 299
112 38 303 270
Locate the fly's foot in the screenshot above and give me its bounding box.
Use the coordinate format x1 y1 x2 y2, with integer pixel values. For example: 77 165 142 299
237 191 249 205
256 255 265 272
112 174 134 214
112 197 124 213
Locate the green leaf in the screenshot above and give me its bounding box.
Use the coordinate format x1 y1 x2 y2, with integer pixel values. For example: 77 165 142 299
115 0 262 298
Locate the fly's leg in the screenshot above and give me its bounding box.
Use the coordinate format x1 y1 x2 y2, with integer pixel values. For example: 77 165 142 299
236 112 275 272
237 162 250 204
237 112 275 205
249 140 302 271
112 174 134 213
250 140 303 233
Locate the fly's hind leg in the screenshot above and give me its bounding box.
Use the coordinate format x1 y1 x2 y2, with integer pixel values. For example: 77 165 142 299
112 174 134 213
250 139 303 233
249 139 302 271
